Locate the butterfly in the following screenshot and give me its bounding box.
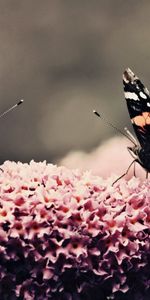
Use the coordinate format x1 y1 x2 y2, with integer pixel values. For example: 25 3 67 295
94 68 150 184
111 68 150 184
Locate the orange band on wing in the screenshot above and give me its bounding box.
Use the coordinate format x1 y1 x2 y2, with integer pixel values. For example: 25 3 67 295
131 112 150 127
131 115 145 127
143 112 149 119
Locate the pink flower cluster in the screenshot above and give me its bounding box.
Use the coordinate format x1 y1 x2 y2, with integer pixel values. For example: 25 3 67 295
0 161 150 299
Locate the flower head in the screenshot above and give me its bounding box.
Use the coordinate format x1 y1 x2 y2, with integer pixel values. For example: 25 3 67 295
0 160 150 299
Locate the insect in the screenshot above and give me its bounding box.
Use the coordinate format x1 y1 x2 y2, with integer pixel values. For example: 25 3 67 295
94 68 150 184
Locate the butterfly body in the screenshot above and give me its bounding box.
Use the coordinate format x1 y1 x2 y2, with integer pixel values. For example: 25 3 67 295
128 144 150 171
123 68 150 175
137 145 150 171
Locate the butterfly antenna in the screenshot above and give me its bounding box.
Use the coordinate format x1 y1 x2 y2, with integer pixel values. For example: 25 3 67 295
0 99 24 119
93 109 137 146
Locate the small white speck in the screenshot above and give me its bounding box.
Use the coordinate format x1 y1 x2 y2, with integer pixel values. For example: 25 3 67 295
147 102 150 107
125 92 139 101
139 91 147 99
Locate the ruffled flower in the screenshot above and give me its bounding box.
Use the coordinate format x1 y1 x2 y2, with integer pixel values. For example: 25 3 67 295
0 160 150 299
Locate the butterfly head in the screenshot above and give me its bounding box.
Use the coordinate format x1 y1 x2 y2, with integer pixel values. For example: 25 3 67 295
128 144 141 160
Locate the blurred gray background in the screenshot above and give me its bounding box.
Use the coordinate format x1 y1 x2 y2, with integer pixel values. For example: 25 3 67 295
0 1 150 163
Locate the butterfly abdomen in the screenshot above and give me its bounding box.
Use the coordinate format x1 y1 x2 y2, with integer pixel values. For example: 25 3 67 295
138 147 150 171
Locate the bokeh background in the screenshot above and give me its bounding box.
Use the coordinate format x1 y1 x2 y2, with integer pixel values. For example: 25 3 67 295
0 1 150 174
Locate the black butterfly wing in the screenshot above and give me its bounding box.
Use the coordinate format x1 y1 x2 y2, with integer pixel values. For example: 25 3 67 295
123 68 150 147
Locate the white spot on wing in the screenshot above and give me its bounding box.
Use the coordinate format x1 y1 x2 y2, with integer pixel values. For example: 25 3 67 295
125 92 139 101
147 102 150 107
139 91 147 99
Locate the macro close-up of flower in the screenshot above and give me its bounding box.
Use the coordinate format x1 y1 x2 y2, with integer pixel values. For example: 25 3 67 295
0 160 150 300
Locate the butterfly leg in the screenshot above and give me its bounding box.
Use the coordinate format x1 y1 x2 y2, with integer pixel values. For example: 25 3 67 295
112 160 137 186
146 171 149 179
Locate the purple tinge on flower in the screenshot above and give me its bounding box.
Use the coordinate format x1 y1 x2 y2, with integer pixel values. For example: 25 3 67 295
0 161 150 299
